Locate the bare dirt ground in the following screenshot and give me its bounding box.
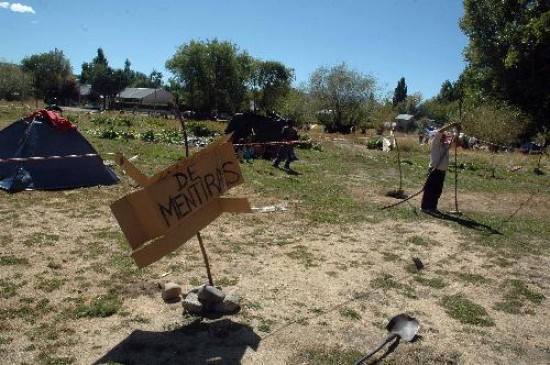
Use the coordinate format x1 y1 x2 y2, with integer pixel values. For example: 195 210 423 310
1 132 549 364
2 179 549 365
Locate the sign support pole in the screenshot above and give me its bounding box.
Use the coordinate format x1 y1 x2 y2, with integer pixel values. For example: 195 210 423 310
174 104 214 286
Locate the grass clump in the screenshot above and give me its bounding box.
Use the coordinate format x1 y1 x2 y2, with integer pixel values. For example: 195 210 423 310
493 279 545 314
0 255 29 266
339 307 362 320
414 275 447 289
440 294 494 326
289 346 363 365
74 294 122 318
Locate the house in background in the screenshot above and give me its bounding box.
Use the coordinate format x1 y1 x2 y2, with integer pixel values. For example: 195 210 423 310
115 88 174 111
395 114 416 132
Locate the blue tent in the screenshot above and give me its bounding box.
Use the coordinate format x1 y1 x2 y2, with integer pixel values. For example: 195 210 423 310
0 111 118 193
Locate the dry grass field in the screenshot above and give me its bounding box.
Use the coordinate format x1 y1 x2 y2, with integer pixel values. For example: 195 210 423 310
1 103 549 364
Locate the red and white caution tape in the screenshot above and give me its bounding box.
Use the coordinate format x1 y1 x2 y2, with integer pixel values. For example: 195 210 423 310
233 140 306 147
0 153 99 164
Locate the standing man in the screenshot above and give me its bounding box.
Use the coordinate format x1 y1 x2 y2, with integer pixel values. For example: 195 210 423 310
273 119 299 170
421 122 460 213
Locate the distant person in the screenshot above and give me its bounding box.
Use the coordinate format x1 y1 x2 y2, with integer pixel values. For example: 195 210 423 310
273 119 299 170
421 122 460 213
242 136 254 163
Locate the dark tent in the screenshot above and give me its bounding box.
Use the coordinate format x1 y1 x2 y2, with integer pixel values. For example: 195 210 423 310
0 110 119 193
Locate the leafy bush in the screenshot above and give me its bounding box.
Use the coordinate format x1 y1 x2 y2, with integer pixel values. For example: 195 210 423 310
366 138 382 150
187 121 215 137
100 129 117 140
141 130 155 142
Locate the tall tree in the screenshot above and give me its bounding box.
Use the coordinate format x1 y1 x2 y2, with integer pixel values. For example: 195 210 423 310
274 87 313 126
437 79 462 104
166 39 251 113
80 48 129 109
392 77 407 107
309 62 376 133
21 49 75 103
253 60 294 112
0 62 32 101
460 0 550 131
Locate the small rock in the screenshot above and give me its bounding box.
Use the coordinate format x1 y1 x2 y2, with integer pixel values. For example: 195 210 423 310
198 285 226 304
188 284 206 294
182 292 203 314
162 282 182 301
213 299 241 314
212 290 241 314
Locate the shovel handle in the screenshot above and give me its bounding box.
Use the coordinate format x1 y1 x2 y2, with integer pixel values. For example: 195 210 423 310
353 334 398 365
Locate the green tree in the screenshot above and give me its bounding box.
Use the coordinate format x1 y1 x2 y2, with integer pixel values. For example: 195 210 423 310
0 62 32 101
371 102 397 134
81 48 129 109
463 99 531 149
460 0 550 131
462 99 531 176
166 39 252 114
21 48 75 103
392 77 407 107
309 63 376 133
149 70 163 88
274 87 314 126
253 60 294 112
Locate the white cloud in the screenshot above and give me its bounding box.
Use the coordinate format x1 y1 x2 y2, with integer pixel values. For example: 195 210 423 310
0 2 36 13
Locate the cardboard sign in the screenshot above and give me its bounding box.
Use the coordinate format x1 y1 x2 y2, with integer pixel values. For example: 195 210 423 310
111 136 250 267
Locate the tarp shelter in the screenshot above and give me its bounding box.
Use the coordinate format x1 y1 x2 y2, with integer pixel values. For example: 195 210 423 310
0 109 119 193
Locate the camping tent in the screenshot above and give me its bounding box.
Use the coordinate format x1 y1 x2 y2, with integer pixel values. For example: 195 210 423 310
0 109 119 193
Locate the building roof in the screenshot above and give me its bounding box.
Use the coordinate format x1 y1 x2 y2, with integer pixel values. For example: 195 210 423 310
117 88 173 104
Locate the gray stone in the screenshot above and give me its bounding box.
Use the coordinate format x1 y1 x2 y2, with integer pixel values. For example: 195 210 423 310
197 285 226 304
212 290 241 314
187 284 206 294
182 292 203 314
213 299 241 314
162 282 182 301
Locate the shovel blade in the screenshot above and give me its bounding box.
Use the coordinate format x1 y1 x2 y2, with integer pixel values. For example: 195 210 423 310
386 313 420 342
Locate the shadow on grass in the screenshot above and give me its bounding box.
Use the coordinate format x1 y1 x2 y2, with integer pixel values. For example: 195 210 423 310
425 211 502 235
272 165 302 175
93 318 260 365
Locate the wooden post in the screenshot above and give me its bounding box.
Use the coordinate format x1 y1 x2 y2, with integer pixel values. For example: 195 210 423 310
173 104 214 287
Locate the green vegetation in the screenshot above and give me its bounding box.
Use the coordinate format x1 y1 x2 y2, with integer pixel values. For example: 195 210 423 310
0 105 548 363
493 279 545 315
0 255 28 266
440 294 494 327
289 346 364 365
73 294 122 318
339 307 362 320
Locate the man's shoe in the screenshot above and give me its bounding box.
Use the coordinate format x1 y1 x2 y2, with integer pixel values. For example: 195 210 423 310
421 208 440 215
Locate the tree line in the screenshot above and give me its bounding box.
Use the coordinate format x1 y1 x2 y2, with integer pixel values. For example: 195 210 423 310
0 1 548 143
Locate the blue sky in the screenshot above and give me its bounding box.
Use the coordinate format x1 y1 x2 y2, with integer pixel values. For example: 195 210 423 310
1 0 468 100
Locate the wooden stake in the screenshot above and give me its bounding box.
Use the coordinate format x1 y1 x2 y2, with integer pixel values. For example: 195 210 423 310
173 105 214 286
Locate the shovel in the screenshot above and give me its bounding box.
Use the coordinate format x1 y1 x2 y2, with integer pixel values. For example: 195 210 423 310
354 313 420 365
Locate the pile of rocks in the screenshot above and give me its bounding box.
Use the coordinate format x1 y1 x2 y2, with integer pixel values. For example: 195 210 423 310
161 282 241 316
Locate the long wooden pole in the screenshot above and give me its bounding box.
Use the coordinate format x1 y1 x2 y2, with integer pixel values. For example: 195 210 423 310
173 105 214 286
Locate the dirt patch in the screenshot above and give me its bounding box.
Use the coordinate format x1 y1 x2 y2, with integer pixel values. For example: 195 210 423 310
1 188 549 364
